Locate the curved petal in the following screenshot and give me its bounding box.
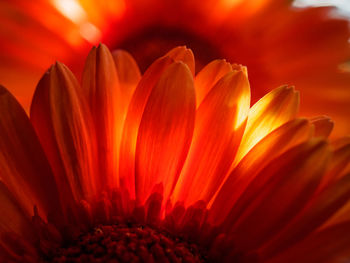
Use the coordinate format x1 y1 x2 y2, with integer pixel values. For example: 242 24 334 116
234 85 300 165
209 118 313 225
0 86 61 219
173 69 250 206
223 139 330 251
135 62 196 204
260 173 350 259
119 55 174 198
267 221 350 263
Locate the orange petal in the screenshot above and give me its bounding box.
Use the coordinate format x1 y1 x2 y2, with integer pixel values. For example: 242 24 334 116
81 44 121 190
194 59 233 106
173 69 250 206
135 62 196 204
209 118 313 225
0 86 61 219
224 139 330 251
260 173 350 259
165 46 195 75
119 56 174 198
112 49 141 117
310 115 334 138
31 63 96 209
234 85 300 164
267 221 350 263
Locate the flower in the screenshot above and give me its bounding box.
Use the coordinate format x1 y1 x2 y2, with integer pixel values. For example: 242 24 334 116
1 44 350 262
0 1 350 137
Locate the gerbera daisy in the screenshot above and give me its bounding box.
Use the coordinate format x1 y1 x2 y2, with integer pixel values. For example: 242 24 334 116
1 45 350 262
0 0 349 137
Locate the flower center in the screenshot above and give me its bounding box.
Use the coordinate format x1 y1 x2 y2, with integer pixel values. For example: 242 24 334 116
49 223 207 262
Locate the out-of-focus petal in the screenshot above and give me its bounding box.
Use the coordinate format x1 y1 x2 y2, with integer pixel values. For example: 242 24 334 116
81 44 121 190
267 221 350 263
209 118 313 225
223 139 330 251
310 116 334 138
173 69 250 206
194 59 233 106
260 173 350 259
0 85 61 219
234 85 300 164
135 62 196 204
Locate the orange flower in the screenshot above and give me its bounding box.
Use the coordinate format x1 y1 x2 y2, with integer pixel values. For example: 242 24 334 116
1 45 350 262
0 1 349 137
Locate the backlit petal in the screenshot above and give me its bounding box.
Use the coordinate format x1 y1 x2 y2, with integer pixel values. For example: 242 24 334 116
224 139 330 251
119 56 174 198
135 62 196 204
234 85 300 164
81 44 121 190
173 69 250 206
209 118 313 225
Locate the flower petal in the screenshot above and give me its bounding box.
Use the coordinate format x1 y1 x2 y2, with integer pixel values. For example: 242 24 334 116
165 46 195 75
267 221 350 263
173 69 250 206
260 173 350 259
0 181 35 240
194 59 233 106
81 44 121 190
119 56 174 198
223 139 330 251
310 115 334 138
234 85 300 164
31 63 96 211
112 49 141 116
209 118 313 225
0 86 61 219
135 62 196 204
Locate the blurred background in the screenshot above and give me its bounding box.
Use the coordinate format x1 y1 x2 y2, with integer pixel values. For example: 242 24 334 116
0 0 349 136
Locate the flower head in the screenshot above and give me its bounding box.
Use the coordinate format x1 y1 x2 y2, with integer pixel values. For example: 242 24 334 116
0 1 350 136
0 45 350 262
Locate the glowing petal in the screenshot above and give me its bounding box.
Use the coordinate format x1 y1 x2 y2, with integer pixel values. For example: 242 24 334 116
135 62 196 204
173 69 250 206
209 118 313 225
234 85 300 165
82 44 121 190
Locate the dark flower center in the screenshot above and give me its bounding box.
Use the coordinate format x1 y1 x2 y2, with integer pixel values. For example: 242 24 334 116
49 223 207 262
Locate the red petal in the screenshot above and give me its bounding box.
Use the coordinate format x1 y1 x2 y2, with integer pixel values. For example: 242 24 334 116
0 86 61 219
